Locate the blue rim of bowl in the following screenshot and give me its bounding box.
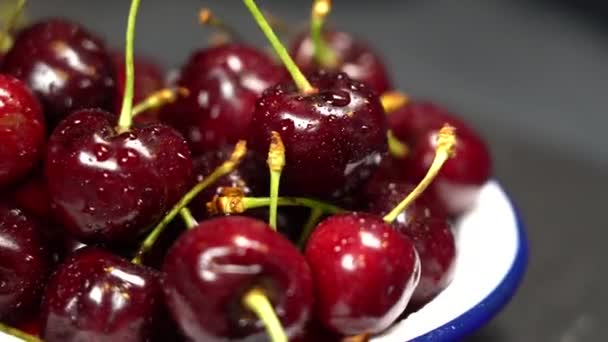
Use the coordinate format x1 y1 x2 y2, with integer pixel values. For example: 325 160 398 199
409 183 529 342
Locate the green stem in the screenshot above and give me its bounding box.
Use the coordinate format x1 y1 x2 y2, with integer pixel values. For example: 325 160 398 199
243 197 343 215
131 87 189 118
387 130 409 159
242 288 287 342
298 207 324 248
117 0 141 133
383 125 456 223
0 323 41 342
131 141 247 265
267 132 285 231
310 0 338 67
242 0 314 93
268 169 281 230
179 207 198 230
0 0 25 52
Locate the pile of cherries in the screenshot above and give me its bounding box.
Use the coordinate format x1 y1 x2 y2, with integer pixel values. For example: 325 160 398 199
0 0 492 341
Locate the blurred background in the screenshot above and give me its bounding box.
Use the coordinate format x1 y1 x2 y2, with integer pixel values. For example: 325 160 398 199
20 0 608 340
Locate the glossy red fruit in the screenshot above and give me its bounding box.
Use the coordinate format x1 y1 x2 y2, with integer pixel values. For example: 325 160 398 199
45 109 192 244
389 101 492 215
249 71 387 199
111 51 165 125
1 19 115 126
163 216 314 341
0 203 50 323
290 30 391 94
364 179 456 307
0 74 45 189
161 44 285 153
14 311 42 337
305 212 420 335
40 248 168 342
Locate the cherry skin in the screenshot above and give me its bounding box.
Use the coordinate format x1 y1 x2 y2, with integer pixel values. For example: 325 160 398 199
10 168 53 221
1 19 115 127
290 30 392 94
389 101 492 215
0 74 45 189
364 179 456 307
45 109 193 244
249 71 387 199
40 247 168 342
0 203 50 323
305 212 420 335
162 216 314 341
111 51 165 125
160 44 285 153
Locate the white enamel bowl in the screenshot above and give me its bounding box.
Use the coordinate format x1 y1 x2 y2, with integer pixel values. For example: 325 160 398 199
373 180 528 341
0 180 527 342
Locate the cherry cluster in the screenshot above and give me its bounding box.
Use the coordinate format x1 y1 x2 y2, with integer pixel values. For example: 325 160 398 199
0 0 492 341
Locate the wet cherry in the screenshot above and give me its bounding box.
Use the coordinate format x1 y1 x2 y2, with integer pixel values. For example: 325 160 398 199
305 212 420 335
45 109 193 244
40 247 168 342
0 202 50 323
0 74 45 189
1 19 115 127
160 44 285 153
249 71 387 199
162 216 313 341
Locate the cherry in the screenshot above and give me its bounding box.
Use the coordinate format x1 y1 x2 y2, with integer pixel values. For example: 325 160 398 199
305 212 420 335
40 247 169 342
388 100 492 215
290 0 391 94
45 109 192 244
0 74 45 189
160 44 285 153
0 202 50 323
162 216 313 341
249 71 386 199
111 51 165 125
1 18 115 127
10 168 52 221
364 178 456 307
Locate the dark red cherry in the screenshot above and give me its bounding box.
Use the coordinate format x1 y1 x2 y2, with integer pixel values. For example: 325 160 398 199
249 71 387 199
163 216 314 341
111 51 164 125
389 101 492 215
0 74 45 189
1 19 115 127
305 212 420 335
160 44 285 153
40 247 168 342
14 310 42 337
45 109 193 244
0 203 50 323
290 30 391 94
364 179 456 307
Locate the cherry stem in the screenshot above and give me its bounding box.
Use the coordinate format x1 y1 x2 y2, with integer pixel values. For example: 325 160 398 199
179 207 198 230
387 130 409 159
199 8 242 42
242 288 287 342
267 131 285 230
0 0 25 52
131 141 247 265
0 323 41 342
310 0 338 68
298 207 324 248
380 91 409 114
243 0 315 93
117 0 141 133
383 125 457 223
131 87 189 117
207 192 344 216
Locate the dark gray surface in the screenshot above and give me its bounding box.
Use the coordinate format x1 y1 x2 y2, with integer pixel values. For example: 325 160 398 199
24 0 608 340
